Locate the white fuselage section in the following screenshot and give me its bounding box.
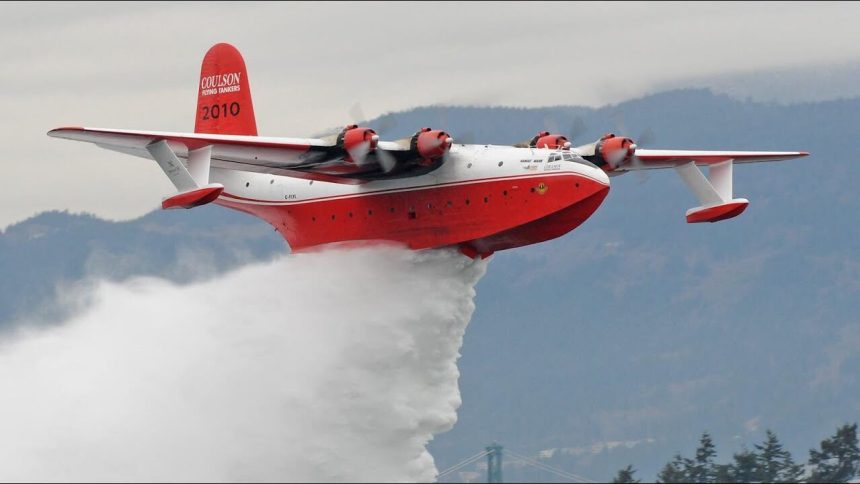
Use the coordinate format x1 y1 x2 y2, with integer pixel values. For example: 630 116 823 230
210 144 610 206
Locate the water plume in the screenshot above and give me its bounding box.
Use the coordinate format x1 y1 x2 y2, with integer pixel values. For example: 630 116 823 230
0 246 488 482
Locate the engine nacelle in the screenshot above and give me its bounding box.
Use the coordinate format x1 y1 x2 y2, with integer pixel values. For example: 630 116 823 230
529 131 571 150
411 127 453 162
595 133 636 170
337 124 378 162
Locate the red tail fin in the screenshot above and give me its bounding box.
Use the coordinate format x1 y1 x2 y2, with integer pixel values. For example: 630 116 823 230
195 43 257 136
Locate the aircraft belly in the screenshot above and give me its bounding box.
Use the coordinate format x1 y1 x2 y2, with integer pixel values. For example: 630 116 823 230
215 171 608 253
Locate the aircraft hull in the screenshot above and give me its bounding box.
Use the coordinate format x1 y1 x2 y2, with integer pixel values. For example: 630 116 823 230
215 170 609 255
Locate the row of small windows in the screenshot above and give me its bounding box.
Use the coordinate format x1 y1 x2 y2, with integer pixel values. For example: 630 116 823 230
306 188 529 223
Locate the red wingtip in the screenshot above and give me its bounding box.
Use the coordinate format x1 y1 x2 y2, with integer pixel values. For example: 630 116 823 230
162 185 224 210
687 200 749 224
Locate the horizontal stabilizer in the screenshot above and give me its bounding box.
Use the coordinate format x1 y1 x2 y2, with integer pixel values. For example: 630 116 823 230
162 184 224 210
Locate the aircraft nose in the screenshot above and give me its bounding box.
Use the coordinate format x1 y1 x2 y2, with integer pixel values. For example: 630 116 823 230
589 163 611 187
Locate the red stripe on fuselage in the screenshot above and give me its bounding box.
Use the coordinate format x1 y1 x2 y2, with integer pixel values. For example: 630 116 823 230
215 172 609 252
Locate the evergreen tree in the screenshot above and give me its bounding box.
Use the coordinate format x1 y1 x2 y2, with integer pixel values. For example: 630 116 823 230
728 448 759 483
612 464 640 483
808 423 860 483
755 429 804 483
657 454 689 483
712 462 734 483
690 432 718 483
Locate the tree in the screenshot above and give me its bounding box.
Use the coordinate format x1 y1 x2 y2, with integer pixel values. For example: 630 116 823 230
755 429 804 483
612 464 641 483
690 432 718 483
657 454 689 483
656 434 718 483
727 448 759 483
808 423 860 483
712 462 734 483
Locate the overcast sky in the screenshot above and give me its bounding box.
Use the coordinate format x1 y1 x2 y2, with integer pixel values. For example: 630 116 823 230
3 1 860 228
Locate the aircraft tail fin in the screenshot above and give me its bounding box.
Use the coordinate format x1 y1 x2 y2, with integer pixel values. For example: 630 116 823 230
194 43 258 136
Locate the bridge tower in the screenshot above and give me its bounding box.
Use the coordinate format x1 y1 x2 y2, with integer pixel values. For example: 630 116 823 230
486 443 503 483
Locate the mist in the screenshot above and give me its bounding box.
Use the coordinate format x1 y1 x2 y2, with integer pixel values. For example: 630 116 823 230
0 246 488 482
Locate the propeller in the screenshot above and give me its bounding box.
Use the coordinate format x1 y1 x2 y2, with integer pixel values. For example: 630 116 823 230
543 114 587 142
542 115 561 138
348 102 366 125
350 101 398 136
608 110 657 183
374 148 398 173
626 128 657 184
637 126 656 148
347 133 379 167
526 113 587 148
569 115 588 142
345 102 404 171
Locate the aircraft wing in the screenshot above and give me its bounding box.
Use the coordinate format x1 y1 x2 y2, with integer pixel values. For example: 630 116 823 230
47 127 418 185
576 141 809 223
615 149 809 171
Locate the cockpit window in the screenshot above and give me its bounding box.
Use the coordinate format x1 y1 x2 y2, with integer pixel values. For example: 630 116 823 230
562 153 574 161
548 154 561 163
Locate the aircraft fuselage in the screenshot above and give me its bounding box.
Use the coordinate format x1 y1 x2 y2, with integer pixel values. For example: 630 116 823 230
214 144 611 257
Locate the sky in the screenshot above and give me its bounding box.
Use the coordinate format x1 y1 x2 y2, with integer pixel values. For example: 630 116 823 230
3 1 860 228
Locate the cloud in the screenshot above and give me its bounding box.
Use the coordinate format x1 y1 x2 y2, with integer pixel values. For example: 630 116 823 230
5 2 860 227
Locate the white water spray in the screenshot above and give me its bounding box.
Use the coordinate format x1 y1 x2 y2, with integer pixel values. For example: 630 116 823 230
0 246 488 482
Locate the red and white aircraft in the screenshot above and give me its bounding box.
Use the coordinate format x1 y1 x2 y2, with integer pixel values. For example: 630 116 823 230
48 43 808 259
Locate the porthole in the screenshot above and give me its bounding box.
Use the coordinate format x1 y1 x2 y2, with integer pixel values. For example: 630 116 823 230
467 163 472 168
503 190 508 196
483 196 488 203
465 199 470 205
368 209 373 215
331 214 336 220
498 161 503 167
312 216 316 222
245 182 250 187
348 212 353 218
575 182 580 188
270 179 274 184
427 203 432 209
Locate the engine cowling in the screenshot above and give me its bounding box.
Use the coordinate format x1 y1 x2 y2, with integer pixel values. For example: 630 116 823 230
411 127 453 162
595 133 636 169
337 124 378 163
529 131 571 150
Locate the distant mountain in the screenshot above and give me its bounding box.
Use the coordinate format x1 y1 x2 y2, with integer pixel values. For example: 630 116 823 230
3 88 859 481
658 61 860 105
0 206 284 328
